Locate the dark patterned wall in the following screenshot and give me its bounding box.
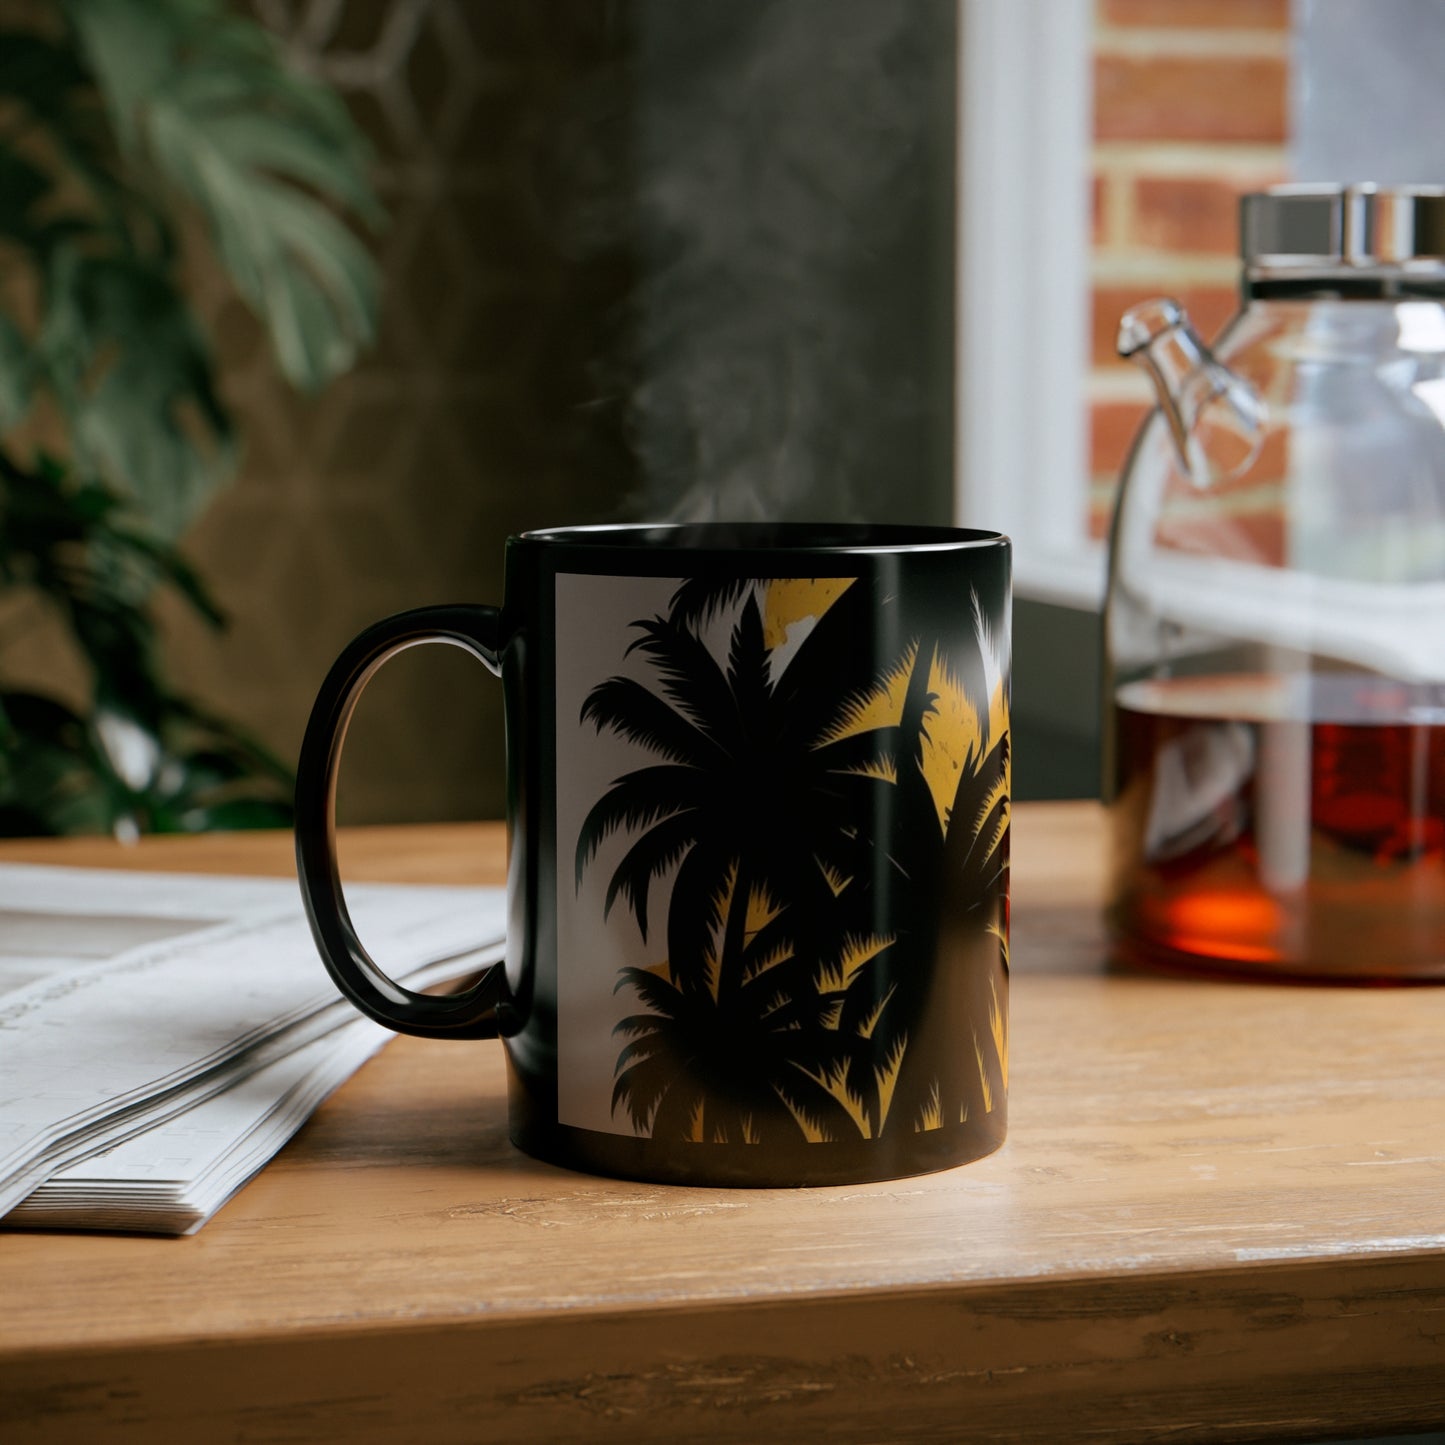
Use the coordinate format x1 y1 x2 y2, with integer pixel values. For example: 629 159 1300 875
155 0 955 825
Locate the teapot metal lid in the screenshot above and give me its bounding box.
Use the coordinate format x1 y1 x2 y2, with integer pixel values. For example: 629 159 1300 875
1241 185 1445 292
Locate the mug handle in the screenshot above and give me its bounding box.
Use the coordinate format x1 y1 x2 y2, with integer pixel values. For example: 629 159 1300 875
295 605 507 1040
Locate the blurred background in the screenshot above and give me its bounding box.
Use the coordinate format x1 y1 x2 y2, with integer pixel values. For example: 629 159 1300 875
176 0 960 827
0 0 1438 833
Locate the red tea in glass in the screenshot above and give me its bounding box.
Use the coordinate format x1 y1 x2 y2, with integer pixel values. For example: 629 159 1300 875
1109 673 1445 981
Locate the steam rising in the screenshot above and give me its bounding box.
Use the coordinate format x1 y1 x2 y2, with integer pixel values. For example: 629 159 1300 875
567 1 954 524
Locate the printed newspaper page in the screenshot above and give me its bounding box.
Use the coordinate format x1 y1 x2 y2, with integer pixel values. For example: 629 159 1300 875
0 865 505 1230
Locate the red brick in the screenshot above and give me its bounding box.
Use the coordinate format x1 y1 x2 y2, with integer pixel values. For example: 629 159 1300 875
1133 176 1252 255
1155 505 1286 565
1102 0 1289 28
1092 284 1240 368
1095 55 1287 143
1091 399 1152 477
1092 175 1107 246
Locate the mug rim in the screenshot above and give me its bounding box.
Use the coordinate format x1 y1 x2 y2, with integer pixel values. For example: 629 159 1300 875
515 522 1009 555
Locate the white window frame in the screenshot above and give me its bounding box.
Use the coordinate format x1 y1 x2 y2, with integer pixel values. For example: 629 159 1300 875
955 0 1104 611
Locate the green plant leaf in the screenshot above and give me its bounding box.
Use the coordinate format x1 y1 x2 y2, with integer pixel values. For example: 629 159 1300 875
0 451 222 727
0 680 296 838
0 27 147 247
0 150 52 244
37 247 235 535
66 0 382 392
0 31 91 131
0 315 32 429
106 524 225 627
0 689 117 836
56 1 176 153
162 694 295 786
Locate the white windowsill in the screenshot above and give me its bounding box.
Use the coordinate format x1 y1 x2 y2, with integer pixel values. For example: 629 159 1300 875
1012 542 1108 612
955 0 1098 617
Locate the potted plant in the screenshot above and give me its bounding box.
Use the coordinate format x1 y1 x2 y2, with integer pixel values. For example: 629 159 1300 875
0 0 381 835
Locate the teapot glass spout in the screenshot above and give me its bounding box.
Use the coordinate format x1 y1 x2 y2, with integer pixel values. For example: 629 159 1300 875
1117 297 1266 487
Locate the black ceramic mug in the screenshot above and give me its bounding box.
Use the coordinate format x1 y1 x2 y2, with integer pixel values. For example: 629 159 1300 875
296 523 1011 1187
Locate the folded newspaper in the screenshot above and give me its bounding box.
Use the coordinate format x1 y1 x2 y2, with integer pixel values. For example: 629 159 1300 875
0 863 505 1235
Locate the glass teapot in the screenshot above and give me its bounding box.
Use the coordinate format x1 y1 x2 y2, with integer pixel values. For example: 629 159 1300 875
1105 184 1445 981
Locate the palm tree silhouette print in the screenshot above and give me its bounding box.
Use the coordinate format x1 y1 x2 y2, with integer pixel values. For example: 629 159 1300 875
575 575 1008 1144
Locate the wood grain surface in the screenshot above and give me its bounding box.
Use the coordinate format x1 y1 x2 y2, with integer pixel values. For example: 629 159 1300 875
1 803 1443 1444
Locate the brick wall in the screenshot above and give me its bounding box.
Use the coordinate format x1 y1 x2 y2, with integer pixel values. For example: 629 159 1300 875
1088 0 1291 538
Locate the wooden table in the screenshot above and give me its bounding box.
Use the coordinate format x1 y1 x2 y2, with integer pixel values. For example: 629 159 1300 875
2 803 1443 1444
